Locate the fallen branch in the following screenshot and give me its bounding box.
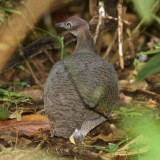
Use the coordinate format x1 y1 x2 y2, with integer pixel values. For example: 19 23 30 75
0 114 50 136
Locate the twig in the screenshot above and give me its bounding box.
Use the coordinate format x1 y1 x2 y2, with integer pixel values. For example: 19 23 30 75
30 59 44 78
117 0 124 69
110 0 160 65
94 1 105 44
126 28 136 57
44 50 55 64
25 58 43 89
103 30 118 59
106 15 130 25
137 89 160 100
34 139 46 151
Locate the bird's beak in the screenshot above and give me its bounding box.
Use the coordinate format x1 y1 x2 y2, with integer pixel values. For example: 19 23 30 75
69 135 76 144
55 22 66 29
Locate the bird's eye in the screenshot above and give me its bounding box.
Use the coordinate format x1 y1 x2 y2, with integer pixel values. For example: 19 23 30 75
66 22 72 28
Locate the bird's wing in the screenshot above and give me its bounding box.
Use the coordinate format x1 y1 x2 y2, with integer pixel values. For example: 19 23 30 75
72 59 119 117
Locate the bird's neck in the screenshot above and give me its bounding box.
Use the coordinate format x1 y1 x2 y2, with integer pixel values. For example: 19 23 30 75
74 30 96 54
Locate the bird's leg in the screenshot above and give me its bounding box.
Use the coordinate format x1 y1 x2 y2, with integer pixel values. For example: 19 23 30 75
80 116 106 138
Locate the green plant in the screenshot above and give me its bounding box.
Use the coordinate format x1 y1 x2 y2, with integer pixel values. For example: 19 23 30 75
0 7 21 25
0 107 11 120
0 88 31 105
130 0 158 24
115 107 143 117
2 7 21 15
94 139 127 153
137 52 160 80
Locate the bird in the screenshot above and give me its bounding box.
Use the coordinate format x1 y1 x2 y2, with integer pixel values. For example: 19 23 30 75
44 16 119 145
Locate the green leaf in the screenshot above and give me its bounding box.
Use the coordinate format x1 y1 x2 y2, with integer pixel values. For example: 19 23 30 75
117 139 129 146
94 143 120 153
108 143 119 152
137 53 160 80
155 83 160 87
128 112 142 117
133 58 140 67
16 64 25 71
93 145 110 152
120 107 135 113
0 88 31 105
2 81 27 87
131 0 156 24
115 107 143 117
3 8 21 15
0 88 29 98
0 108 11 120
139 49 160 55
94 145 106 150
0 88 10 97
155 43 160 49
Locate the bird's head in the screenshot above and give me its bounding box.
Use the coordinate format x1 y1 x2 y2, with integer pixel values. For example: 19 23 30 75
69 128 85 145
55 16 89 36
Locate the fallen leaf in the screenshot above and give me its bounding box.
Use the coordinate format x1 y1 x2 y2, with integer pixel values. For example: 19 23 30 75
146 98 158 109
85 125 125 144
119 93 132 105
119 79 148 91
19 89 43 103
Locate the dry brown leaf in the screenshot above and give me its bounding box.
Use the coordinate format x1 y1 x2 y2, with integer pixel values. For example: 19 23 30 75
9 108 23 120
124 13 138 23
19 89 43 103
119 79 148 91
147 74 160 84
17 137 32 148
146 98 158 109
119 92 132 105
85 126 125 144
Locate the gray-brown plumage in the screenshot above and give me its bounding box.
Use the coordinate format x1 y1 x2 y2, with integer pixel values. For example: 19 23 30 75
44 16 119 144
